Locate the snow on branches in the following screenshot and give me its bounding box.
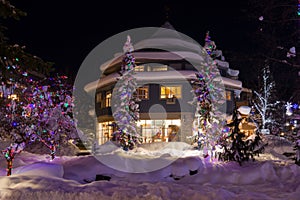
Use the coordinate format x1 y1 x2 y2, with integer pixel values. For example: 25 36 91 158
111 35 141 151
253 66 280 130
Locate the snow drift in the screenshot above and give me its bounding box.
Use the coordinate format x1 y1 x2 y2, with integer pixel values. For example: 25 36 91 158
0 141 299 200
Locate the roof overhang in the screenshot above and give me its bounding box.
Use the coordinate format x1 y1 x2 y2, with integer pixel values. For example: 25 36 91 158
84 70 242 93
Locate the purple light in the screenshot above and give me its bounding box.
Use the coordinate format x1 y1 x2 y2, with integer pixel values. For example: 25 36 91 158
293 103 298 109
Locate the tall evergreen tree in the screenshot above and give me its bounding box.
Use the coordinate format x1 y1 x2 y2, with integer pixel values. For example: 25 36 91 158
189 32 226 158
111 35 140 151
190 72 212 153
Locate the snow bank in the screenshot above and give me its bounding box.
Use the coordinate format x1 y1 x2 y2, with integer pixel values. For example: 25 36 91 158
0 141 300 199
137 142 193 151
13 162 64 178
93 142 196 173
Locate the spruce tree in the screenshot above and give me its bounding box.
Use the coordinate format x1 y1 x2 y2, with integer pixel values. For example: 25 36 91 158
111 35 140 151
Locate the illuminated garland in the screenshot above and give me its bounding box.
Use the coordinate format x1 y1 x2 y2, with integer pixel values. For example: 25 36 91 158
0 56 77 160
298 0 300 16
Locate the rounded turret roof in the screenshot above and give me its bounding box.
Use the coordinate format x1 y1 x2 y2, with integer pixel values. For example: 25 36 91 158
100 22 206 74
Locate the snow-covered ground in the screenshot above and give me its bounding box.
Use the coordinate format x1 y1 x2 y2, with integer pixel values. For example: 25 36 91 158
0 139 299 200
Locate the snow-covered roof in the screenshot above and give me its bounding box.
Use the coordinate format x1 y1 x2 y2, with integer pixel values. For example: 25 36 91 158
215 59 229 69
92 22 242 95
227 68 239 77
100 51 205 72
100 22 205 73
84 70 242 93
134 38 202 54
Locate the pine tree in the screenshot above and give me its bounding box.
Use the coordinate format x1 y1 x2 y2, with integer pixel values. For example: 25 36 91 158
219 99 266 166
189 32 226 158
111 35 140 151
190 73 211 152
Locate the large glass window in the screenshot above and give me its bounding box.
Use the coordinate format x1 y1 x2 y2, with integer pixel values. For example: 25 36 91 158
135 86 149 99
137 119 181 143
134 64 168 72
97 119 181 144
160 85 182 99
152 65 168 72
98 121 114 144
105 91 111 107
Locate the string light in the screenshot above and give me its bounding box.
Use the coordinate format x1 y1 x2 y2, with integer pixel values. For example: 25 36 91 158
298 0 300 16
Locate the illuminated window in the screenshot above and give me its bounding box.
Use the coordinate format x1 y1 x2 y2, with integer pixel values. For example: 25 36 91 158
105 91 111 107
137 119 181 143
8 94 18 100
98 121 114 144
96 93 105 108
134 65 145 72
135 86 149 99
134 65 168 72
160 86 181 99
152 65 168 72
96 93 102 103
226 91 232 101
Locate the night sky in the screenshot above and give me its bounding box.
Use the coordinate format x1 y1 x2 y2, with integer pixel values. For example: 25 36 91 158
5 0 249 76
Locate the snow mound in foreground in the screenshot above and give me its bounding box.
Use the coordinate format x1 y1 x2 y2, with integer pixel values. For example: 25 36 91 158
92 142 196 173
1 155 300 200
13 162 64 178
0 145 300 200
137 142 193 151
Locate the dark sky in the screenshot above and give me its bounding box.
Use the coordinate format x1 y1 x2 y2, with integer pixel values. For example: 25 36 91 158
6 0 249 76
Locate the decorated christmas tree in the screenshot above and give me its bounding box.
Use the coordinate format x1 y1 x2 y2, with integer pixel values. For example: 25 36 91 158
189 32 226 158
0 71 78 163
23 77 77 160
111 35 140 151
0 1 77 171
190 73 211 152
252 65 281 132
204 31 217 56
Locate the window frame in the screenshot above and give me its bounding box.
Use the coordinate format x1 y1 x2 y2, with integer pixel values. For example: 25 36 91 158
226 90 232 101
134 65 145 72
105 91 112 107
160 85 182 99
135 86 149 100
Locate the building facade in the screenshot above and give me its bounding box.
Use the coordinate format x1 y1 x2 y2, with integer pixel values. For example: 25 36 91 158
85 23 244 145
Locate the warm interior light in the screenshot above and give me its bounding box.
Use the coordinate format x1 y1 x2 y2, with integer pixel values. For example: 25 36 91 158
8 94 18 100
